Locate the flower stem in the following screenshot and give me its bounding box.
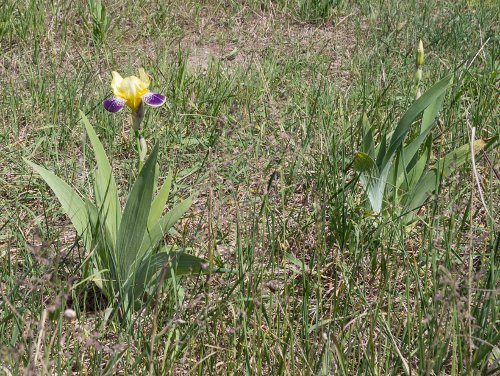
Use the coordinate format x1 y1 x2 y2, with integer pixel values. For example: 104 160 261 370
132 102 146 172
135 130 145 172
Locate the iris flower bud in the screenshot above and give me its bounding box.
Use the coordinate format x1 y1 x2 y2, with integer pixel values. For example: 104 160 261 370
416 40 424 67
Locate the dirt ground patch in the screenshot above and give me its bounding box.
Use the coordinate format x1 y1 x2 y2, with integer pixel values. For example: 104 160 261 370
179 10 356 85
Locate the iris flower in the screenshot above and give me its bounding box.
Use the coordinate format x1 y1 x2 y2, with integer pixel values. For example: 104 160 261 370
103 68 165 165
103 68 166 115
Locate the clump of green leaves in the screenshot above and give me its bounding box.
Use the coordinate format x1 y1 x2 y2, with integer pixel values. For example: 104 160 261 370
353 75 488 223
25 112 206 319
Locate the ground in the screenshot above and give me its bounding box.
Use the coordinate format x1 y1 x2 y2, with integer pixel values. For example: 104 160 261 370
0 0 499 375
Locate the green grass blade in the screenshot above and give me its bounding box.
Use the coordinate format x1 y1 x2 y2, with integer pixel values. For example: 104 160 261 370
140 195 193 255
116 144 159 281
80 110 121 247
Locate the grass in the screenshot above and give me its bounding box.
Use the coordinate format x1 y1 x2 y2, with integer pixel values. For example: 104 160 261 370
1 0 498 374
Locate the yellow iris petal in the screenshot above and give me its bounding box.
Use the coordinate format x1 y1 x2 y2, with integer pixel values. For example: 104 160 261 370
138 68 150 87
109 69 151 111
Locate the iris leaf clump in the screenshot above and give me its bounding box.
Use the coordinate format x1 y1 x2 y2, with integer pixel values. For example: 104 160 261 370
25 111 206 318
353 74 490 223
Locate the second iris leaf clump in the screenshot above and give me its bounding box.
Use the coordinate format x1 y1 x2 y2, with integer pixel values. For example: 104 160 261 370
354 74 489 223
25 111 205 319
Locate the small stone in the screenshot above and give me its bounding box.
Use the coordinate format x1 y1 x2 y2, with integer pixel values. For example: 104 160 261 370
63 309 77 321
